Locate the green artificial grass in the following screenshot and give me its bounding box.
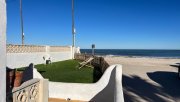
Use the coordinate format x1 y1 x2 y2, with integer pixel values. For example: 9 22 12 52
35 60 94 83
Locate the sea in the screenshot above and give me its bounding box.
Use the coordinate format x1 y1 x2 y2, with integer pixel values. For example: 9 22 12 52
80 49 180 59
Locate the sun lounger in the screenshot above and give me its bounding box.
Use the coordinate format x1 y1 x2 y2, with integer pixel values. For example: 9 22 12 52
79 57 94 69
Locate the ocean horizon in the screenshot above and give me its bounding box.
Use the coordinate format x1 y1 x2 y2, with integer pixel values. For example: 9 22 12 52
80 49 180 58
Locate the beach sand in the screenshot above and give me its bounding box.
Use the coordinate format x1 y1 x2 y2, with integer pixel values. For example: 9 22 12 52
104 56 180 102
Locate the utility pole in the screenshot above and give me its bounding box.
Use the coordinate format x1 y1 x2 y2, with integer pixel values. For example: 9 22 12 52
20 0 24 45
72 0 76 59
72 0 75 47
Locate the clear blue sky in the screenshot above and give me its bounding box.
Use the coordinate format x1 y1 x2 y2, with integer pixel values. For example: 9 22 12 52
7 0 180 49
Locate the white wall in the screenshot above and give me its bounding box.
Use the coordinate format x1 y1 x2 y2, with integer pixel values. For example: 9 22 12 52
49 52 72 62
0 0 6 101
7 51 72 68
7 52 46 68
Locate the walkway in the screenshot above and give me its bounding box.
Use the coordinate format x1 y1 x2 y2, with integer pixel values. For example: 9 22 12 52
105 57 180 102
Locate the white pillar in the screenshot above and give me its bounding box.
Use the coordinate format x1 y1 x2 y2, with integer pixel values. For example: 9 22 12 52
0 0 7 101
39 79 49 102
71 46 75 59
45 46 50 53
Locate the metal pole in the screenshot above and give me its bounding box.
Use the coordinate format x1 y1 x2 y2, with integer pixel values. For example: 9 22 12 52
92 48 94 55
20 0 24 45
92 44 95 56
72 0 75 47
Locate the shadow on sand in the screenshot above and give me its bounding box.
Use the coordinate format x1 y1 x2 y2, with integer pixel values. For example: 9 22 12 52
123 72 180 102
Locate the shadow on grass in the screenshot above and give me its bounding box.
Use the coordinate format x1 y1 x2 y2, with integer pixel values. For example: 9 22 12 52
93 66 103 83
123 72 180 102
37 70 46 74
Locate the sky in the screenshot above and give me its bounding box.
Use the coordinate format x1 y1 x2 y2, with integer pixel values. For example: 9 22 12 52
6 0 180 49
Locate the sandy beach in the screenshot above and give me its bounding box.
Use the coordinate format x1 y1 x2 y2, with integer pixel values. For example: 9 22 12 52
104 56 180 102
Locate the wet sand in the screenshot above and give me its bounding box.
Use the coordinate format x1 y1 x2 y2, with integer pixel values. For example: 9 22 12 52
104 56 180 102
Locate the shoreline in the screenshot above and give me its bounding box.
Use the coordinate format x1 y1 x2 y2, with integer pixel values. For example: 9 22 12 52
104 56 180 67
100 54 180 59
80 49 180 59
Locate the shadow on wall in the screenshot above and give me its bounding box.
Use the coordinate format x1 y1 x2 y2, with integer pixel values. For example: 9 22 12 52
123 72 180 102
90 68 115 102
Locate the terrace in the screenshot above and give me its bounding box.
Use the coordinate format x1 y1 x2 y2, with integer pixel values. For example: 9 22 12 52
4 44 124 102
1 0 124 101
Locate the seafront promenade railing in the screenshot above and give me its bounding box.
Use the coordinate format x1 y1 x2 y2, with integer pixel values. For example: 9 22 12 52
7 44 45 53
7 44 71 53
7 78 48 102
75 54 110 72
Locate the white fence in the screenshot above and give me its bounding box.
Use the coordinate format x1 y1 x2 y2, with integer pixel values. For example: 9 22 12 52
7 44 74 68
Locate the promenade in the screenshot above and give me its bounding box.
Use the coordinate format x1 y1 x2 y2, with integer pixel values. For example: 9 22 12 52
105 56 180 102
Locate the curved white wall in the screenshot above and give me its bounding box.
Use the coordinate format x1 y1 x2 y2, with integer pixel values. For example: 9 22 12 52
32 61 124 102
48 65 124 102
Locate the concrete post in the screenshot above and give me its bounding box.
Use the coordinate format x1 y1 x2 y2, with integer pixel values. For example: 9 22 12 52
71 46 75 59
45 46 50 53
0 0 7 101
115 65 124 102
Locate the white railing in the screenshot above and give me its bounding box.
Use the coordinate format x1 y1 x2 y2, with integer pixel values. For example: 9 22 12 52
7 44 46 53
13 79 40 102
7 78 48 102
7 44 72 53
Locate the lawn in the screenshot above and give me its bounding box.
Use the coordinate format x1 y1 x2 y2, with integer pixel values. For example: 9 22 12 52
35 60 94 83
